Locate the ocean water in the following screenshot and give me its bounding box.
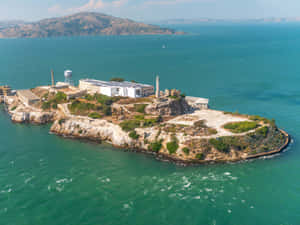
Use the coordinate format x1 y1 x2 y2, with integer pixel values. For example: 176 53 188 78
0 24 300 225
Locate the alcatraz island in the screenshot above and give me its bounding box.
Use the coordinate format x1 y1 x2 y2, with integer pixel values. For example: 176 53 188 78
0 70 290 165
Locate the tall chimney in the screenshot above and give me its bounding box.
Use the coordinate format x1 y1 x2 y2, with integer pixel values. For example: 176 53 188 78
51 69 55 87
155 75 160 98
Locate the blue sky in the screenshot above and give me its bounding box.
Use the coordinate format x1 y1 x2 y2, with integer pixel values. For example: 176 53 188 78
1 0 300 21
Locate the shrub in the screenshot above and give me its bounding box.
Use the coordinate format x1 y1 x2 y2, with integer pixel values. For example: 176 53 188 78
224 121 259 133
208 128 217 135
42 101 51 110
196 153 205 160
78 130 83 134
134 115 145 120
88 112 102 119
148 140 163 152
209 138 229 153
110 77 124 82
167 140 179 154
182 147 190 155
10 106 17 111
134 104 148 113
52 103 58 109
129 130 140 139
256 126 269 137
54 92 67 102
58 119 65 125
120 120 140 132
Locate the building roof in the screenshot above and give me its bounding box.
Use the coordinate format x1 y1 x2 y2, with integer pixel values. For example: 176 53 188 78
17 90 40 101
80 79 153 89
186 96 209 104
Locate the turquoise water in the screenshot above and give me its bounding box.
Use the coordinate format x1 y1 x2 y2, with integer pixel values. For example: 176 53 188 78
1 24 300 224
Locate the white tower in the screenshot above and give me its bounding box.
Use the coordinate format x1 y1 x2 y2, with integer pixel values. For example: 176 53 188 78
64 70 73 86
155 75 160 98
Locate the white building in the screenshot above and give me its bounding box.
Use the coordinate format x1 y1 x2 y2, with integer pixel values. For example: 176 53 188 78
79 79 154 98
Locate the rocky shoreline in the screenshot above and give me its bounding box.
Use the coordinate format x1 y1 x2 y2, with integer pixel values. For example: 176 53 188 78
0 90 290 166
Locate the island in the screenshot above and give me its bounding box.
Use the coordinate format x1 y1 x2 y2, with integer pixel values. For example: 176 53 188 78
0 12 184 38
0 71 290 165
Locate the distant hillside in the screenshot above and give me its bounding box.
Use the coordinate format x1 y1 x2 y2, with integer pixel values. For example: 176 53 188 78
0 12 184 38
155 17 300 25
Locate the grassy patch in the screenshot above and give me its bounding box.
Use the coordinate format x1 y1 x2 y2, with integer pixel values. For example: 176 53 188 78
120 120 141 132
129 130 140 139
182 147 190 155
134 104 148 113
148 139 163 152
224 121 259 133
88 112 102 119
167 137 179 154
195 153 205 160
255 126 269 137
209 138 230 153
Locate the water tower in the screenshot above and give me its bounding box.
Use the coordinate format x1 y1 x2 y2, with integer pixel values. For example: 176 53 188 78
64 70 73 86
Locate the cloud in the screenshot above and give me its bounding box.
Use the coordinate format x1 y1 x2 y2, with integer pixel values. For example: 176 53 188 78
145 0 214 6
61 0 129 13
48 4 63 14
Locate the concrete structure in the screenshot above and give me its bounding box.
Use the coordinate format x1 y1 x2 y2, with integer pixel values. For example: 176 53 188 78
155 75 160 98
79 79 154 98
0 86 12 96
17 90 40 106
185 96 209 110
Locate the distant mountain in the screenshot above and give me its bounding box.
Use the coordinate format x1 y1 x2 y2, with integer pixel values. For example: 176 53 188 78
0 12 184 38
155 17 300 25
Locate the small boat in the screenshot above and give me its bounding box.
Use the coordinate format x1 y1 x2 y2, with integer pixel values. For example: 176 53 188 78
162 44 166 49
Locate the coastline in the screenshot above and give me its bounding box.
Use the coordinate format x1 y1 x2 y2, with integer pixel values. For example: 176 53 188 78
50 127 291 166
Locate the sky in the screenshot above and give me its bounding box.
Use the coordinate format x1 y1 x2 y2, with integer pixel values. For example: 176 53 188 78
1 0 300 21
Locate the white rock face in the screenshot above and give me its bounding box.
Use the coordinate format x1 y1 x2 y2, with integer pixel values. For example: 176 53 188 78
50 117 135 147
11 110 54 124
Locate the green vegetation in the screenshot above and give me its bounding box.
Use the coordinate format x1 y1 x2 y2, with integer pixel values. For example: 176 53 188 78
224 121 259 133
182 147 190 155
209 138 230 153
52 103 58 109
256 126 269 137
134 104 148 113
69 100 97 114
249 115 275 126
129 130 140 139
58 119 65 125
88 112 102 119
196 153 205 160
120 120 140 132
120 116 161 132
208 128 218 135
42 101 51 110
148 139 163 152
10 106 17 111
110 77 124 82
167 136 179 154
42 92 67 110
